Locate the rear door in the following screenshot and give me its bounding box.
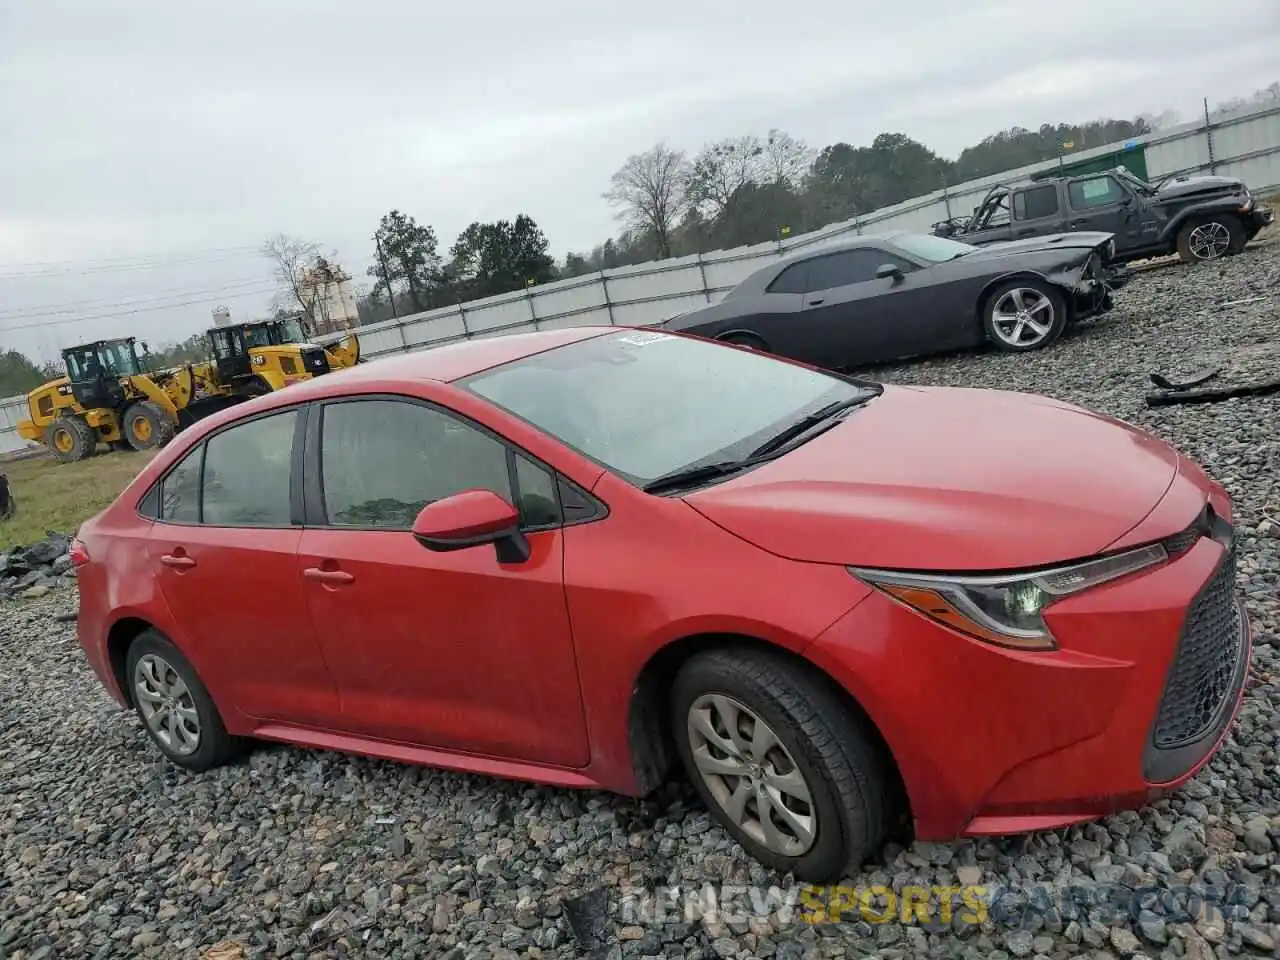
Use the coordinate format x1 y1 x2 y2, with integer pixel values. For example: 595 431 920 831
295 395 590 767
146 406 341 727
1011 184 1064 240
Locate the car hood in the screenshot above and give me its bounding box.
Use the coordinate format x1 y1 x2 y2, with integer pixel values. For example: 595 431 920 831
1154 174 1244 201
684 385 1179 571
958 232 1112 259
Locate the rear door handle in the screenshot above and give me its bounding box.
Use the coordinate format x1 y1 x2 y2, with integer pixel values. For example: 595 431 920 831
303 567 354 585
160 553 196 569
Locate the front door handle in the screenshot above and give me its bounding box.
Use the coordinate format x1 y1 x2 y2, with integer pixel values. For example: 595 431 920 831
807 298 825 306
303 567 354 585
160 553 196 570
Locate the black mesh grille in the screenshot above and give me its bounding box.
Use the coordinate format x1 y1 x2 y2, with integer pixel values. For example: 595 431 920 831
1163 525 1202 556
302 348 330 375
1152 547 1241 748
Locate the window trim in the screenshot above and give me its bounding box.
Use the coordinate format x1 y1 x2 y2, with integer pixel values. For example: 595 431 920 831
301 393 607 534
138 403 308 530
1067 174 1124 211
1012 184 1061 222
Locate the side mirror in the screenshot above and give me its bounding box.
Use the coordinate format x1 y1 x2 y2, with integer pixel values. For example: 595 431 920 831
412 489 529 563
876 263 903 282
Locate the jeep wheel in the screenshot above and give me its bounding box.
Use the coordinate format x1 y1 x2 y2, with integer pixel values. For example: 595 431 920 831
1176 216 1243 263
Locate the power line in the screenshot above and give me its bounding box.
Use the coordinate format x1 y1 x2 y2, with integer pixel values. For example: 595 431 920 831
0 250 271 280
0 284 280 334
0 244 262 269
0 276 279 319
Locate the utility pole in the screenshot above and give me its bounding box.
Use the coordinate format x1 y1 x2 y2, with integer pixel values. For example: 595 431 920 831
374 234 400 319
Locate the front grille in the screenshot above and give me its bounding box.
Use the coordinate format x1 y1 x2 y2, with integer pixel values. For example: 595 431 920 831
1152 546 1242 748
302 348 330 375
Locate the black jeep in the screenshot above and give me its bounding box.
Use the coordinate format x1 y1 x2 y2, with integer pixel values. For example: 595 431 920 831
933 166 1273 265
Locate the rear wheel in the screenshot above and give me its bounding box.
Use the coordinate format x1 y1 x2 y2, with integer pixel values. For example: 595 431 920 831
983 280 1066 352
1176 215 1243 263
44 417 95 463
125 630 242 771
671 648 894 881
123 401 176 451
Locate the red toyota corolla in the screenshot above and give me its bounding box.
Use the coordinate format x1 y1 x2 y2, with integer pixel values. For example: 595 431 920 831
72 326 1250 881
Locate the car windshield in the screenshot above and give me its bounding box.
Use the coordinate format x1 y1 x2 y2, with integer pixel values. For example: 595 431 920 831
890 233 977 263
1114 168 1154 195
459 330 877 487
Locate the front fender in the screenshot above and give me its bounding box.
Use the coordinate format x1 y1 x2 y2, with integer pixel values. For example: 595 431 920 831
1159 199 1246 243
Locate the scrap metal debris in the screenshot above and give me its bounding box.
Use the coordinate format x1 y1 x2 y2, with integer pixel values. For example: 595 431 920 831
1146 342 1280 406
562 886 611 957
0 474 13 521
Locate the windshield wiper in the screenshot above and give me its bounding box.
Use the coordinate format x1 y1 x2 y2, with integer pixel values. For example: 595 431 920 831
642 459 760 495
642 392 878 495
746 394 875 460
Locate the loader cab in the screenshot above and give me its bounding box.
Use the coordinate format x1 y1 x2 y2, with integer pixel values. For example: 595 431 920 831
61 339 140 410
208 324 256 382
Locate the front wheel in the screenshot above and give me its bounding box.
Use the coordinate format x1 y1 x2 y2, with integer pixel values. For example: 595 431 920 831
1176 216 1243 263
983 281 1066 352
717 332 769 352
44 417 96 463
123 401 176 451
671 648 893 881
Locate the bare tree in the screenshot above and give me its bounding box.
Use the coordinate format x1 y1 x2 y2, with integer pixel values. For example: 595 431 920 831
261 233 320 316
687 135 768 218
603 144 691 260
762 129 814 188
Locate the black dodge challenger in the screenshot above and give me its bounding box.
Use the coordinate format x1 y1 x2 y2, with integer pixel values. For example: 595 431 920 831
660 231 1125 369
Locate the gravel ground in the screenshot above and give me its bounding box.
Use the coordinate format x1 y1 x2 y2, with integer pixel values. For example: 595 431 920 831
2 244 1279 960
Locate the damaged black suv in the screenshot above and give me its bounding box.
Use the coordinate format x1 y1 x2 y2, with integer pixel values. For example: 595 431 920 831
933 166 1273 265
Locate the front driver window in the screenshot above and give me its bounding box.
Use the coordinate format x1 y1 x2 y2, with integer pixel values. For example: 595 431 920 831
320 399 520 530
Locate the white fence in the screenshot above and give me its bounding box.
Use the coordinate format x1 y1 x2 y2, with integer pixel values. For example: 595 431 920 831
4 99 1279 456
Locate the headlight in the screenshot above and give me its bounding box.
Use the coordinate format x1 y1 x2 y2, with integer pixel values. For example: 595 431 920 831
1107 238 1116 260
849 543 1168 651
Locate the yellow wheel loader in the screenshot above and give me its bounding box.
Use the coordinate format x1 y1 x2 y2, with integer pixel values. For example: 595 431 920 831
203 319 359 395
15 338 215 462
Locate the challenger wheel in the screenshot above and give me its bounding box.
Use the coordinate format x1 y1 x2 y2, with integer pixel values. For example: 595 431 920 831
45 417 96 463
123 401 176 451
983 281 1066 352
671 648 894 881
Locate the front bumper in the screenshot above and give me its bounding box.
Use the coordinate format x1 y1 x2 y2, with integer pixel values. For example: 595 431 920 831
806 506 1250 841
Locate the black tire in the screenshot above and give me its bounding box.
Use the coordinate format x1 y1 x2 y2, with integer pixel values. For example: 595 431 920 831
241 375 273 397
44 416 96 463
124 630 243 772
1176 215 1243 263
670 648 893 881
122 401 176 451
982 280 1067 353
718 332 769 352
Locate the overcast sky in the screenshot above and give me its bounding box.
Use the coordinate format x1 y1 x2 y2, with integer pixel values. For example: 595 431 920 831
2 0 1278 364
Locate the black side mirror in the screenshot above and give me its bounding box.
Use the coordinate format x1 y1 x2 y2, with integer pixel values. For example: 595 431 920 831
876 263 903 282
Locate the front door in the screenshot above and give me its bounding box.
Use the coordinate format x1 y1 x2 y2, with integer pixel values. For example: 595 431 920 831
1066 174 1133 244
296 396 590 767
797 248 923 367
146 406 341 727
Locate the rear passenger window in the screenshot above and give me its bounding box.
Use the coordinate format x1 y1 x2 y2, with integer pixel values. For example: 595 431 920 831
1014 185 1060 221
160 447 202 523
202 411 297 526
767 263 810 294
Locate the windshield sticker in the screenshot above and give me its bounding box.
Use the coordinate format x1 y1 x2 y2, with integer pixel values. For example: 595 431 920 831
617 331 671 347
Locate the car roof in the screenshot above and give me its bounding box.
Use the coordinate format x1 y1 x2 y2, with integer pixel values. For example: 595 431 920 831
770 231 917 268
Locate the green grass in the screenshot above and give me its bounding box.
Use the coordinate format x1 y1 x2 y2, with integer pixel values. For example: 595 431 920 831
0 449 156 549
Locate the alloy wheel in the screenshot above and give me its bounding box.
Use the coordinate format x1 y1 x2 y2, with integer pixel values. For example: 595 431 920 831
1187 221 1231 260
133 654 201 755
991 288 1055 348
686 693 817 856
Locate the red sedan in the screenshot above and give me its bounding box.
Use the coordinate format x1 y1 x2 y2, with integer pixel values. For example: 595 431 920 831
71 326 1250 881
